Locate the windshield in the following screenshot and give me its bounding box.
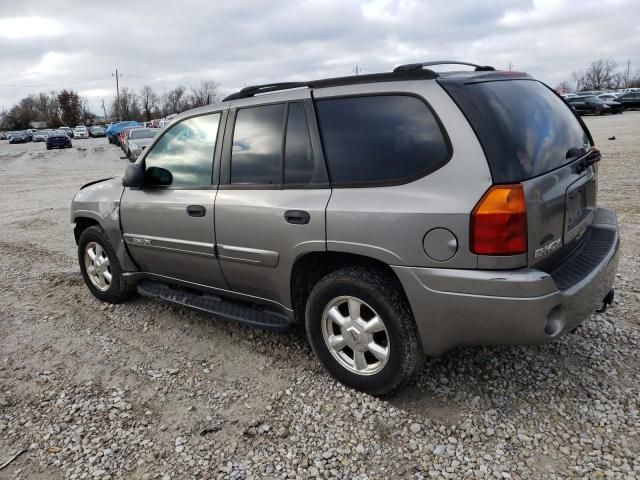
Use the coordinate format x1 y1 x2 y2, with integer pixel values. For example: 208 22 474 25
51 130 67 136
441 79 590 183
130 129 157 140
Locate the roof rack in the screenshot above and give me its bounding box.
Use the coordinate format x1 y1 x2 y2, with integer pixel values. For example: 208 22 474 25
393 61 495 73
223 61 493 101
224 82 308 101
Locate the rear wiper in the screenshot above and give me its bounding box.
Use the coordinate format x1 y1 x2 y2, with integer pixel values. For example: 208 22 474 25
574 148 601 174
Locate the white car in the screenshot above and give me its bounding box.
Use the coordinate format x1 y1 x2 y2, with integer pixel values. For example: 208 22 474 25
74 126 89 139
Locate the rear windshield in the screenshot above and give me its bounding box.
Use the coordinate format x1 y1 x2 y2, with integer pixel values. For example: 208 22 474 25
442 79 590 183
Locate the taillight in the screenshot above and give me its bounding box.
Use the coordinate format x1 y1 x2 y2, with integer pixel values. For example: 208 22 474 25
471 184 527 255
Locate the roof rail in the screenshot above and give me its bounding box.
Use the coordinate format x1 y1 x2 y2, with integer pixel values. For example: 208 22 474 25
224 82 308 101
393 61 495 73
222 69 439 101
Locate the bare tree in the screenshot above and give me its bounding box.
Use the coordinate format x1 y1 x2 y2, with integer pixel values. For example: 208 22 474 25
555 81 572 93
572 59 618 91
190 80 220 108
140 85 159 122
163 85 189 115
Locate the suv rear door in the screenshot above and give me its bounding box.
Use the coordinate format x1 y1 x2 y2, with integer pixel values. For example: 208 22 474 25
214 91 330 307
439 76 597 269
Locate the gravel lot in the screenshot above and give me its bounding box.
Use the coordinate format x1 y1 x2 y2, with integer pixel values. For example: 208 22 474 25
1 114 639 480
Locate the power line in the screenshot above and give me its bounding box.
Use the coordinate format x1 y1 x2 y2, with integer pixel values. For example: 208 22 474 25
1 75 112 88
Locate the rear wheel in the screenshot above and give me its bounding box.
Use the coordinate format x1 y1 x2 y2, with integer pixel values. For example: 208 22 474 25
78 226 135 303
305 266 423 395
595 107 603 115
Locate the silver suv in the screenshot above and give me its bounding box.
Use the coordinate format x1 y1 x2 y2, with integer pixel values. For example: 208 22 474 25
71 61 620 395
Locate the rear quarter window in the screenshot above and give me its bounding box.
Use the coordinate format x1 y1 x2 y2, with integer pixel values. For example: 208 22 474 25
315 95 450 186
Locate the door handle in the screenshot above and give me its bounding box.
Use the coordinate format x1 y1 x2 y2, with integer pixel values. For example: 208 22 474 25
284 210 310 225
186 205 206 217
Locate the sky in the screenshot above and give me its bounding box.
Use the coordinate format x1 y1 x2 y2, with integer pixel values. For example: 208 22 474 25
0 0 639 114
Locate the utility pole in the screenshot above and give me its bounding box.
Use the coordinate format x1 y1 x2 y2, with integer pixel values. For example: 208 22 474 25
508 61 513 71
354 65 359 76
101 99 107 122
113 68 122 121
627 59 631 88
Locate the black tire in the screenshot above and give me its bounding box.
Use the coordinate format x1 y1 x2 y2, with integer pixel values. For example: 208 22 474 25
595 107 603 115
305 266 423 396
78 225 135 303
46 146 51 150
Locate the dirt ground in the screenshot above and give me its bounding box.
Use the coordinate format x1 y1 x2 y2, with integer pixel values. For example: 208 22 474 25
1 114 639 480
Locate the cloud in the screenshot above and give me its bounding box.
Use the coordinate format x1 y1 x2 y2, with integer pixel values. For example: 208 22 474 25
0 0 638 113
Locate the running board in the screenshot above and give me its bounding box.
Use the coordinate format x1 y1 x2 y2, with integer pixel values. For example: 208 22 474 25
136 279 290 331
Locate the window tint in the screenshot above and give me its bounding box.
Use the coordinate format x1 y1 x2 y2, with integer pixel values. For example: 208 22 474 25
231 104 285 184
440 80 590 183
284 103 316 184
316 95 449 185
144 113 220 186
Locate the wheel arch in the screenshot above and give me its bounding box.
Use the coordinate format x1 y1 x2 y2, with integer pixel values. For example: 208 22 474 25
73 214 101 244
290 251 408 324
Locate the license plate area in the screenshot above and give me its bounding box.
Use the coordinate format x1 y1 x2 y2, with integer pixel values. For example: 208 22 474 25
565 176 596 243
566 185 587 230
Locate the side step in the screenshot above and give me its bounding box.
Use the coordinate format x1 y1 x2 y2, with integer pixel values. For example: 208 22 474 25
136 279 290 331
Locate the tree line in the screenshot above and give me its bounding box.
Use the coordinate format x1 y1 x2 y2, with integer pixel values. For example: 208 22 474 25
0 90 95 130
557 58 640 92
0 80 220 130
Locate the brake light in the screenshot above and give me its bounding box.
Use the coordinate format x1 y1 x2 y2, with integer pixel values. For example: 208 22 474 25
471 184 527 255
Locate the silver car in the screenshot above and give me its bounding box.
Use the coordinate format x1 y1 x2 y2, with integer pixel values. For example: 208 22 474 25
71 61 619 395
125 128 159 161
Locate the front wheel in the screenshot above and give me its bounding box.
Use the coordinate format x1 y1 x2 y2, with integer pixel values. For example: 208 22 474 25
305 266 423 396
78 226 135 303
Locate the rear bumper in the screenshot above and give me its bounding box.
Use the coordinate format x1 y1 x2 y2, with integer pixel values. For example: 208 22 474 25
393 207 620 356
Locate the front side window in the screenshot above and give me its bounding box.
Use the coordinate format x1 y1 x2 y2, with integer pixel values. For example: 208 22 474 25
231 104 286 185
144 113 220 187
316 95 449 185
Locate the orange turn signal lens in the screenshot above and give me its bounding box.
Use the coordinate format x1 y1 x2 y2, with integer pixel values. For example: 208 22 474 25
471 184 527 255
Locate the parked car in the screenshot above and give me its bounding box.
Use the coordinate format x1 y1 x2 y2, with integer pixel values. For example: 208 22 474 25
125 128 158 160
71 61 619 395
598 93 621 101
59 126 73 138
8 131 30 143
615 92 640 110
0 131 10 140
120 127 145 153
32 130 51 142
74 126 89 139
106 121 142 145
567 96 623 115
46 130 73 149
90 126 106 137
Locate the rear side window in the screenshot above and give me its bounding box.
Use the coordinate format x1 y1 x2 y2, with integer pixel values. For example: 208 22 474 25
231 104 286 185
441 79 590 183
316 95 450 185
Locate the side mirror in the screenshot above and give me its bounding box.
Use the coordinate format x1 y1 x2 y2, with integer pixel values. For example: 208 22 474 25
145 166 173 186
122 163 144 187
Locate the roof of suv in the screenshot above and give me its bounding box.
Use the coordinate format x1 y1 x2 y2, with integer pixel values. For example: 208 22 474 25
222 61 528 102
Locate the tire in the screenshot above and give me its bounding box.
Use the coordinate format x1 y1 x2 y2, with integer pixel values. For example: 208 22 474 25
78 225 135 303
305 266 423 396
595 107 603 115
46 146 51 150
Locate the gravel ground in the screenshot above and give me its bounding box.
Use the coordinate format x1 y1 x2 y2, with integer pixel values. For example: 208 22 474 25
1 113 639 480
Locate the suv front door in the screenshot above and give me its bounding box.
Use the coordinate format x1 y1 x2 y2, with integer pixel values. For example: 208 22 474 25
214 94 330 308
120 111 228 289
